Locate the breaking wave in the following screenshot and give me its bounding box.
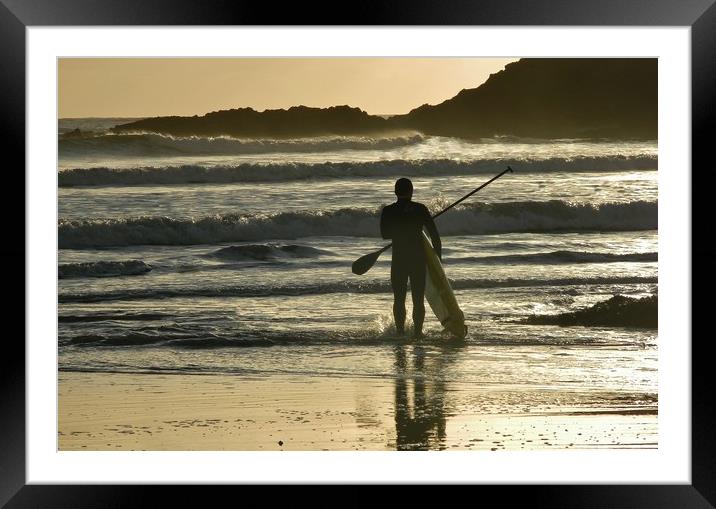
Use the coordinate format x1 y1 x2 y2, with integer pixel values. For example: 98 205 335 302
58 275 658 303
455 250 657 265
58 132 425 158
58 200 657 249
58 156 658 187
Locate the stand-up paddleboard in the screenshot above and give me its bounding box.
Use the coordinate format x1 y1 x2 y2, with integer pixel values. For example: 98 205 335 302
421 231 467 339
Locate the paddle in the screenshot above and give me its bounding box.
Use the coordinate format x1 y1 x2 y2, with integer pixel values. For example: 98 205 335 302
351 166 514 275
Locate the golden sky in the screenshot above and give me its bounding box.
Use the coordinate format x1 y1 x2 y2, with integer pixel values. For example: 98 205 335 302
59 58 518 118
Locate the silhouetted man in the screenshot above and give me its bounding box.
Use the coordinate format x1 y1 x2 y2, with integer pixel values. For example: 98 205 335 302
380 178 441 338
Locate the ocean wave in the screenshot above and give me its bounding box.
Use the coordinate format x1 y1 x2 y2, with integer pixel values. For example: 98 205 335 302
64 331 274 348
454 250 657 265
58 313 655 354
58 260 152 279
58 118 143 134
58 275 657 303
58 156 658 187
59 312 170 323
58 200 657 249
208 244 332 261
58 132 425 158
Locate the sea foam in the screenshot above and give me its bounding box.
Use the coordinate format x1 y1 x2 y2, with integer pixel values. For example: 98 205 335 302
58 200 658 249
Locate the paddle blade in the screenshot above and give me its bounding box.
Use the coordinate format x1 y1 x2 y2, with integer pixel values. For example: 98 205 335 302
351 250 383 275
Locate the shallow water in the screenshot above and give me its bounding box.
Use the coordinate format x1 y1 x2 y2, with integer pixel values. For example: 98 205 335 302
58 119 658 435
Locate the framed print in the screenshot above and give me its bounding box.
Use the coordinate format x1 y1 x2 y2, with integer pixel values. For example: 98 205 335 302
5 0 716 505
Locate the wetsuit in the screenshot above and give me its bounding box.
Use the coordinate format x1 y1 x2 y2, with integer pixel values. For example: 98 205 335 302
380 198 441 334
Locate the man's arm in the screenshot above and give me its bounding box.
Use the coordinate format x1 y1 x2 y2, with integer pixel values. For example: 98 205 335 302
380 206 393 240
423 206 442 260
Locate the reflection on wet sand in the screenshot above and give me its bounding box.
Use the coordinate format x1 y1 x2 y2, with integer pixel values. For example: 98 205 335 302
393 344 457 450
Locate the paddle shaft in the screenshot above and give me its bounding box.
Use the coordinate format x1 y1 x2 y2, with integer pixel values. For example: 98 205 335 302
432 166 513 220
379 166 513 252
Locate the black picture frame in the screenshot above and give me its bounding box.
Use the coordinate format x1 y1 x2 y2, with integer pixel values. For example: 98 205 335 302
5 0 715 505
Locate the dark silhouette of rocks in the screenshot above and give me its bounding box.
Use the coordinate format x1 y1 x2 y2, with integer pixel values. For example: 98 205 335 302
522 295 657 328
61 128 86 138
111 58 656 140
393 58 657 139
111 105 391 138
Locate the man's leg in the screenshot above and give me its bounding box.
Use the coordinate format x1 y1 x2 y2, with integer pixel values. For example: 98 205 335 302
410 262 427 338
391 263 408 334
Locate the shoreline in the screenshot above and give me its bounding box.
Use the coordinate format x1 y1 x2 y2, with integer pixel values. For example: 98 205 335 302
59 371 657 451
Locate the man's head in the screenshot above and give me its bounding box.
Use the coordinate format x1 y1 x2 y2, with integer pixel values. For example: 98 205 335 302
394 177 413 199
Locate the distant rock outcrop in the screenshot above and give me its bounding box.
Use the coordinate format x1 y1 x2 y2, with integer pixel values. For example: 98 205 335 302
111 59 657 140
111 105 391 138
393 58 657 139
60 128 86 139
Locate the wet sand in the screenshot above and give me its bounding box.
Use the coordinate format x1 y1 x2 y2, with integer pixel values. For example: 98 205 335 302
58 371 657 451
